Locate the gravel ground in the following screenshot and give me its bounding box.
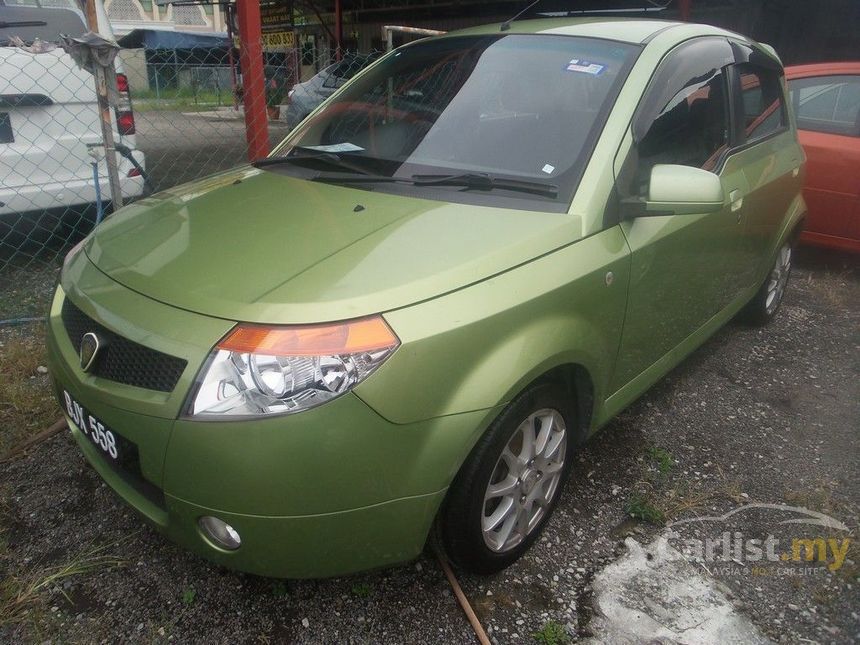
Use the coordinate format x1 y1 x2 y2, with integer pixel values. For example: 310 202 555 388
0 247 857 644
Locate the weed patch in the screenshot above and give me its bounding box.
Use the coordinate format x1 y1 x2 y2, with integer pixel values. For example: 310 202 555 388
532 619 570 644
0 544 124 628
0 333 59 458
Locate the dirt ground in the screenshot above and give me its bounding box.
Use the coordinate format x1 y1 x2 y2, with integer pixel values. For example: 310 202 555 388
0 247 857 644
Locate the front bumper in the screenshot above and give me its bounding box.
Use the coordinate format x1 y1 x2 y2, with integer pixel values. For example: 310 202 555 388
64 409 445 578
47 260 489 577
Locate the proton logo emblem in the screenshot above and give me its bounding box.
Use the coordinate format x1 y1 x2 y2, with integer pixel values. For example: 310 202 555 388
79 332 101 372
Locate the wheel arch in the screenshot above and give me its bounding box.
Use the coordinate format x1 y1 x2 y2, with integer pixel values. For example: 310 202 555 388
445 359 598 493
432 361 595 565
529 362 595 446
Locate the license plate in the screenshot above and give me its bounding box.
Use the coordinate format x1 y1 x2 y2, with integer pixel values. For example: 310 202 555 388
62 389 125 462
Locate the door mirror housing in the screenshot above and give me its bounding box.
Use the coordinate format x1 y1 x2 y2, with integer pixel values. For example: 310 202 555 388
622 164 725 218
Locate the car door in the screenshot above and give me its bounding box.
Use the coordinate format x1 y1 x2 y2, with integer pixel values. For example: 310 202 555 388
609 37 750 392
728 54 805 286
789 73 860 246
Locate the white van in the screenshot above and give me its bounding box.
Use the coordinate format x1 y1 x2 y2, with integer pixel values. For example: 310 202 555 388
0 3 145 236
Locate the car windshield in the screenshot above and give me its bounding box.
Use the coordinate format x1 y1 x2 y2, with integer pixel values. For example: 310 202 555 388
269 34 639 211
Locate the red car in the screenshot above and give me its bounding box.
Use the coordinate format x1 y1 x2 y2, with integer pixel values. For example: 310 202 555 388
785 63 860 253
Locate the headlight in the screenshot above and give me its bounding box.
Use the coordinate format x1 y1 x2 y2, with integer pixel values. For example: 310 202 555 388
187 316 399 418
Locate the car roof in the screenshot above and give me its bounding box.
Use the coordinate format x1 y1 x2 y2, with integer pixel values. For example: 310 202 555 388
445 17 735 45
785 62 860 79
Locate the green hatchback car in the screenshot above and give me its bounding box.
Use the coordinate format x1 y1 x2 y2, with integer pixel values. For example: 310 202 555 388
48 18 806 578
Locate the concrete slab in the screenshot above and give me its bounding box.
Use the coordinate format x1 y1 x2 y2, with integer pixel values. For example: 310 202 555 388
583 535 771 645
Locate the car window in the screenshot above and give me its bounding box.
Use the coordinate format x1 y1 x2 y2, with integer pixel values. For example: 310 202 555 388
789 75 860 136
736 63 786 143
635 38 732 181
321 60 351 89
321 56 373 89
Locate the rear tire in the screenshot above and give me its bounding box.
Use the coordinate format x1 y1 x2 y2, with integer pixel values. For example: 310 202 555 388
440 382 576 574
742 241 792 326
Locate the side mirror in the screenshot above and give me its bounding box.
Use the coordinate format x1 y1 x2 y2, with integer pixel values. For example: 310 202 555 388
622 164 725 218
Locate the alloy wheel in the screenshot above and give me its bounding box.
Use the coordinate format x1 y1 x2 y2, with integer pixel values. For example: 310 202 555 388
482 408 567 553
765 243 792 315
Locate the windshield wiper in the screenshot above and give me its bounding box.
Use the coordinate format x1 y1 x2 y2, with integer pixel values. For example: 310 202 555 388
253 147 373 176
0 20 47 29
309 172 405 186
310 171 559 198
411 173 558 198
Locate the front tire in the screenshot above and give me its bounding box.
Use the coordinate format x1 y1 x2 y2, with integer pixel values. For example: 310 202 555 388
743 241 792 326
440 382 576 574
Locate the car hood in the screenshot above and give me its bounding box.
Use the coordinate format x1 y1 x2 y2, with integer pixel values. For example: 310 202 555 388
85 166 582 324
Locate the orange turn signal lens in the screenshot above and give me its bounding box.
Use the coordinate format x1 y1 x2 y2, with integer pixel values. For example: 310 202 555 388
217 316 399 356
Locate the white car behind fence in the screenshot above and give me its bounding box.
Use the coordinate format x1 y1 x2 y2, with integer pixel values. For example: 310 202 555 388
0 4 145 261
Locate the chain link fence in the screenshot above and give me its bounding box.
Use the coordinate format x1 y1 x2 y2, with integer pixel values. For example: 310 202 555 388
0 6 388 284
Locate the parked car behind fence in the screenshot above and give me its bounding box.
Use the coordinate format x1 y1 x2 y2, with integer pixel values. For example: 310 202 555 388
0 5 145 264
0 7 318 273
285 52 381 127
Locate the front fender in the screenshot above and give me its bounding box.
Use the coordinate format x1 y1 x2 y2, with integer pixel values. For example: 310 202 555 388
355 226 630 427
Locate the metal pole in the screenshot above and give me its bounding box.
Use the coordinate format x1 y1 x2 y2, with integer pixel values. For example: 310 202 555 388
290 0 300 85
384 28 393 121
225 3 239 110
236 0 270 160
335 0 342 61
84 0 123 210
679 0 692 21
383 25 446 48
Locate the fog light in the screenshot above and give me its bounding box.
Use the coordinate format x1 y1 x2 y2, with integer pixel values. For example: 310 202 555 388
198 516 241 550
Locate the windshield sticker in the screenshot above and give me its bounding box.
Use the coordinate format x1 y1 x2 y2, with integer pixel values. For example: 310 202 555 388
304 143 365 153
564 59 606 76
541 164 555 174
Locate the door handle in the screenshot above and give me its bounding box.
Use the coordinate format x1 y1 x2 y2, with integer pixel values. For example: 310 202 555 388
729 189 743 219
791 157 801 177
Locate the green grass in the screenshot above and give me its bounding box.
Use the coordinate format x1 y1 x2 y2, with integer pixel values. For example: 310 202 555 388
271 581 289 598
647 446 674 475
625 492 665 524
0 334 60 458
0 544 125 628
531 620 570 645
351 582 372 598
133 88 231 112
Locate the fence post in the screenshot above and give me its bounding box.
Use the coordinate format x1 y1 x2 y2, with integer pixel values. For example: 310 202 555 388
83 0 123 210
225 3 240 110
236 0 269 160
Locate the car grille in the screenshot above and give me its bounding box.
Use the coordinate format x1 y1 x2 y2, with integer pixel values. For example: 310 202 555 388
61 297 187 393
